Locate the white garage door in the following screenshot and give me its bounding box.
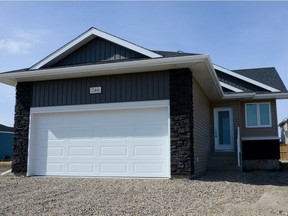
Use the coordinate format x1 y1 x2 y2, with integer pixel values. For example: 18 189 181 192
28 104 170 178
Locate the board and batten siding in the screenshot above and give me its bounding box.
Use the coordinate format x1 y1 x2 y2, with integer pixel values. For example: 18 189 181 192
44 37 147 68
193 77 211 176
32 71 169 107
240 99 278 137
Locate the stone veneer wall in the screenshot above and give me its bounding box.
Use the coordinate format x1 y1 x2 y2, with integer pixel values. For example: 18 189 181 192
170 69 194 175
12 82 32 174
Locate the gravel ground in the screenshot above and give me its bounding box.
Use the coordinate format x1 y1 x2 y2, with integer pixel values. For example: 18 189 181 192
1 163 288 216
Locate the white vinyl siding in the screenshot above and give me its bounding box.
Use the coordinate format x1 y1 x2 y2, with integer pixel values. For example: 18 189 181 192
245 103 271 128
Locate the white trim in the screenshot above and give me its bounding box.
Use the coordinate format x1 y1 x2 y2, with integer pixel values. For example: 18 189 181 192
0 131 13 134
254 93 288 99
222 93 256 99
241 136 280 141
30 100 170 114
237 127 241 167
245 102 272 128
219 81 243 93
30 28 162 70
213 107 234 151
214 64 281 93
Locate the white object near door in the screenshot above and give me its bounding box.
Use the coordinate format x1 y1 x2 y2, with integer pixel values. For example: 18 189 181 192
213 107 234 151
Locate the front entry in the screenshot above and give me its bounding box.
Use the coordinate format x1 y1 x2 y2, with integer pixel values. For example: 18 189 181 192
214 108 234 151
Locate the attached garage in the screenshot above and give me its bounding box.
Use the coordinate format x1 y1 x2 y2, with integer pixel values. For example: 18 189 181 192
27 101 170 178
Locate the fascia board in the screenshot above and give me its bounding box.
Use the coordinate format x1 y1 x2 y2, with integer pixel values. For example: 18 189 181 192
0 55 211 85
222 93 256 99
254 93 288 99
222 92 288 100
203 56 225 99
219 81 244 93
30 28 162 70
214 64 281 93
89 28 162 59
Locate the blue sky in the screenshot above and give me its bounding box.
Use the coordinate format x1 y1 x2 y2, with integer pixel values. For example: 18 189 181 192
0 1 288 127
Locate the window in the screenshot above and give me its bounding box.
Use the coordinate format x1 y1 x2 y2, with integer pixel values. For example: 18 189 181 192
245 103 271 127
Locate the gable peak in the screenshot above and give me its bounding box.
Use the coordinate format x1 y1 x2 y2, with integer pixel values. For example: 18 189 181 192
30 27 162 70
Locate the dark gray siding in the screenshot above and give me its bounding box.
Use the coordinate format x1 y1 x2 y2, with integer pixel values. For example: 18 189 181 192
32 71 169 107
44 37 147 68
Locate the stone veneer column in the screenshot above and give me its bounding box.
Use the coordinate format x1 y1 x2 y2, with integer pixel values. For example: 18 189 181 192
12 82 32 174
170 69 194 175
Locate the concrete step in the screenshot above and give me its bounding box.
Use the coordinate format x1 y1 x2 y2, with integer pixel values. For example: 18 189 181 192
208 152 240 171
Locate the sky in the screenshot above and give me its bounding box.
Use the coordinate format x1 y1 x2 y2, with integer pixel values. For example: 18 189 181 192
0 1 287 128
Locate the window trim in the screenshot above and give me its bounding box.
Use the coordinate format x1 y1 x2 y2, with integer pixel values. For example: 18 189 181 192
245 102 272 128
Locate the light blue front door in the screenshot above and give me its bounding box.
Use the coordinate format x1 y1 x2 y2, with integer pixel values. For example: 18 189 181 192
214 108 234 151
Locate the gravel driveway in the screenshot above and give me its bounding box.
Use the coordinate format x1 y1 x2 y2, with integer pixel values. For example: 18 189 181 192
1 164 288 216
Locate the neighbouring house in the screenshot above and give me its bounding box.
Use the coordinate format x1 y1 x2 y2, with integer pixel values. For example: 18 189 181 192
0 27 288 177
279 118 288 144
0 124 13 160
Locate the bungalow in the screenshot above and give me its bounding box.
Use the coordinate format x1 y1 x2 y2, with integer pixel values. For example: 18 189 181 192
0 27 287 178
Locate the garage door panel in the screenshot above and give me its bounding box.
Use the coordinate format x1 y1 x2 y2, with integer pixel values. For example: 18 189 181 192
100 163 128 174
47 147 64 157
68 146 95 157
100 146 128 156
47 163 63 173
29 105 169 177
68 163 94 173
134 163 163 174
134 145 163 156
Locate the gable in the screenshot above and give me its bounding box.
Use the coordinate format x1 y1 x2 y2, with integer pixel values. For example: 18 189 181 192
31 27 162 70
214 65 282 94
216 69 268 93
42 37 148 68
233 68 288 93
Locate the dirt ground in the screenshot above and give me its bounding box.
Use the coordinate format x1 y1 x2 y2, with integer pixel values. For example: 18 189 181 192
0 161 11 173
1 161 288 215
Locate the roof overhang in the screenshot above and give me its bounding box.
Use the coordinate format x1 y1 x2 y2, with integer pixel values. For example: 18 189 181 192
0 55 224 100
1 54 287 101
214 64 281 93
222 92 288 100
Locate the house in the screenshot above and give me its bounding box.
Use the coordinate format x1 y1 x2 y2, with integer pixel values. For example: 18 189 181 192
279 118 288 144
0 124 13 160
0 27 287 177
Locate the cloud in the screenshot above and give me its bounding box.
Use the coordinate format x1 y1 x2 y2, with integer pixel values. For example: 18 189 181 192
0 39 32 54
0 29 50 54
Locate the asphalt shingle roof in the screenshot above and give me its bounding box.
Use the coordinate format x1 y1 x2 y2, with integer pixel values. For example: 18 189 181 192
233 67 288 93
